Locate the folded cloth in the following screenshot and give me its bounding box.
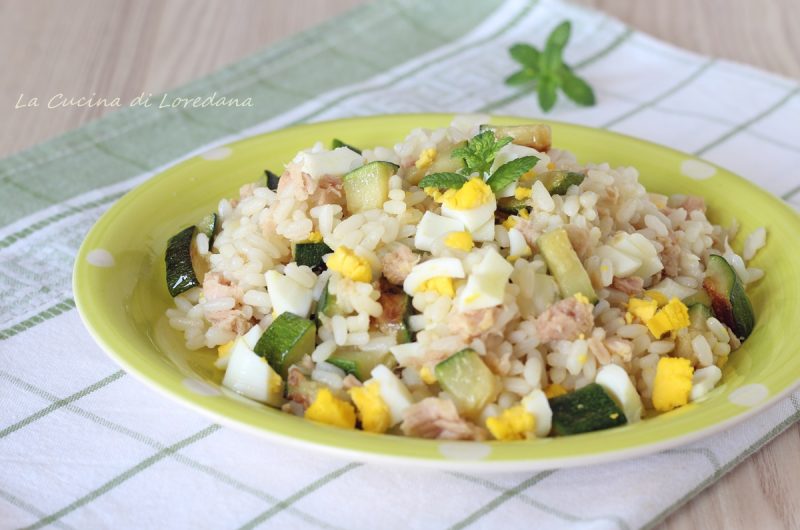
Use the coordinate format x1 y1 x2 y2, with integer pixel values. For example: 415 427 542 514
0 0 798 528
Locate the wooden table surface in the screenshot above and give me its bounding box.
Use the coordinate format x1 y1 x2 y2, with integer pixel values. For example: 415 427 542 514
1 1 797 528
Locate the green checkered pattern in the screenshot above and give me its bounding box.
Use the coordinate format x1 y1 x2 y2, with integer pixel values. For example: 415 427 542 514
1 0 799 528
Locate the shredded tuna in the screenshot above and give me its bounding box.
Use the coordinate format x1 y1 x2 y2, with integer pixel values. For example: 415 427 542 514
202 272 240 300
611 275 644 296
449 307 502 340
286 366 316 409
311 174 345 209
564 225 592 260
277 162 316 201
605 337 633 362
514 218 540 251
400 398 487 440
588 336 612 365
659 233 681 278
381 244 419 285
535 297 594 342
206 311 250 336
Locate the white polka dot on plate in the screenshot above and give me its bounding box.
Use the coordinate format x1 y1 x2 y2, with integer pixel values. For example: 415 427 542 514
728 384 769 407
438 442 492 460
201 146 232 160
680 159 716 180
86 249 115 267
183 378 220 396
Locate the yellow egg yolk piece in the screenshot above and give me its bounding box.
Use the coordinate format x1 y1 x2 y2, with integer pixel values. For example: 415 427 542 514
646 298 690 339
327 246 372 283
627 297 659 322
502 216 517 230
419 365 437 384
514 186 532 200
417 276 455 297
415 148 437 170
518 208 530 220
643 289 668 307
440 178 494 210
544 383 568 398
444 231 474 252
305 388 356 429
349 382 391 434
486 405 536 441
217 341 234 358
307 231 323 243
652 357 694 412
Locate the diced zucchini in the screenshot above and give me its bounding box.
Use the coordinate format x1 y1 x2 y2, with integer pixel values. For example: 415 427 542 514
479 123 552 152
317 279 341 320
537 228 597 303
265 169 281 191
682 289 711 307
549 383 627 435
536 170 585 195
197 213 219 247
254 312 317 378
702 254 755 340
293 241 332 269
375 283 415 344
327 348 396 381
407 142 465 185
165 226 207 297
435 349 498 418
497 196 529 214
343 161 398 213
331 138 362 154
688 303 712 330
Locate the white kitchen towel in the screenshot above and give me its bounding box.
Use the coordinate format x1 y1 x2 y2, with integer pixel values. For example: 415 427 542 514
1 0 798 528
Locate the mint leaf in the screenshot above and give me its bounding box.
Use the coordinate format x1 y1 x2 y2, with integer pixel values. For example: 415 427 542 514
505 69 537 86
418 172 468 189
486 156 539 193
538 75 558 112
509 44 541 68
546 21 571 55
451 130 513 176
560 67 595 106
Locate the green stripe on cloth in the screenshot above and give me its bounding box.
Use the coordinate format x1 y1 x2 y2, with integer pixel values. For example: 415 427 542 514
0 298 76 340
0 371 124 439
447 471 555 530
237 463 362 530
1 371 342 530
0 0 503 228
23 425 221 530
0 488 75 530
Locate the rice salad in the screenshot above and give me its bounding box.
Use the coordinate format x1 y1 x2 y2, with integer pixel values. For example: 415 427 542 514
164 116 764 441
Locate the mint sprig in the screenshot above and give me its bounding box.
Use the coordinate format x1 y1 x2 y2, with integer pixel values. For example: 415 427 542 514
486 156 538 193
418 172 468 189
451 130 512 177
505 21 596 112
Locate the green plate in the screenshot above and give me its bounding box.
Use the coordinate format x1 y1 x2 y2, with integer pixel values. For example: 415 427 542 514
73 114 800 470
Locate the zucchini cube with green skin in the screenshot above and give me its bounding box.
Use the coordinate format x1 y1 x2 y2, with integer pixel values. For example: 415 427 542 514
702 254 755 340
536 170 585 195
435 349 498 418
549 383 627 435
479 123 552 152
327 348 396 381
331 138 362 154
687 303 712 331
343 161 398 213
537 228 597 303
254 312 316 378
165 225 206 297
293 241 332 269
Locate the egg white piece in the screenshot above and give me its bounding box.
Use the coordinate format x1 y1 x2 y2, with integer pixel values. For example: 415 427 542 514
441 199 496 232
475 247 514 277
522 389 552 437
652 277 697 300
508 228 532 257
403 257 465 295
595 244 641 278
609 232 663 278
595 364 643 422
370 364 414 426
471 218 496 242
690 365 722 401
265 270 313 318
299 147 363 179
222 339 283 406
389 342 425 367
241 324 263 349
457 250 514 311
414 211 465 251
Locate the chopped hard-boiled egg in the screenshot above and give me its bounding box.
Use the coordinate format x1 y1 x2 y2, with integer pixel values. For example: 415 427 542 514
508 228 532 258
418 276 455 297
444 231 474 252
514 186 532 200
415 148 437 170
327 246 372 283
265 270 313 318
652 357 694 412
595 364 643 422
349 381 391 433
651 277 697 301
690 365 722 401
415 211 465 251
217 340 235 358
544 383 567 398
419 365 437 384
299 147 363 178
389 342 425 366
595 244 642 278
440 178 496 231
457 249 514 311
222 338 283 407
522 389 552 437
471 218 496 242
608 232 664 278
643 289 668 307
403 257 465 296
486 405 535 440
369 364 414 426
627 297 659 322
307 231 323 243
305 388 356 429
646 298 690 339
